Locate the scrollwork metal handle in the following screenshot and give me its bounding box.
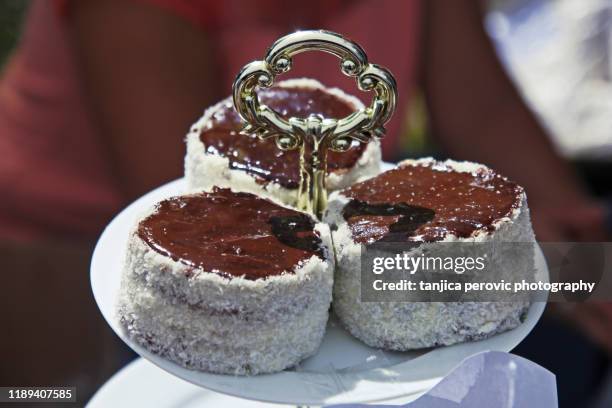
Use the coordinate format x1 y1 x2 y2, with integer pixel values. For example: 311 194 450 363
232 30 397 217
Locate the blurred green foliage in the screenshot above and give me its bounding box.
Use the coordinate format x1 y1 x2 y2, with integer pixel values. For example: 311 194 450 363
0 0 29 68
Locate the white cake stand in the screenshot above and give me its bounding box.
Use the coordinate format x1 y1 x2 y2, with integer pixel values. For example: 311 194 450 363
87 358 417 407
90 174 548 406
87 358 290 408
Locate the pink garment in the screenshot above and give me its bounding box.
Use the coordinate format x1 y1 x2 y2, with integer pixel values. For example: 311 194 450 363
0 0 120 241
0 0 421 241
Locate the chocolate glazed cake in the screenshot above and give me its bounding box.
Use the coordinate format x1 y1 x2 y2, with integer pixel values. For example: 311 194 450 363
118 188 334 375
324 158 536 350
185 78 381 205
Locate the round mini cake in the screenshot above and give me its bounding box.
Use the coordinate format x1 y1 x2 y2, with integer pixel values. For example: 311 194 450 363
117 187 334 375
185 78 381 206
324 158 536 350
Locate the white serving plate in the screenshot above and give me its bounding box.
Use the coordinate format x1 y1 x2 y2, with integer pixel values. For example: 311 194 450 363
87 358 285 408
87 357 418 407
91 172 548 406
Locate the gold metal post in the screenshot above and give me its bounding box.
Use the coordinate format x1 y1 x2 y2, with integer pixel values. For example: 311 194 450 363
232 30 398 218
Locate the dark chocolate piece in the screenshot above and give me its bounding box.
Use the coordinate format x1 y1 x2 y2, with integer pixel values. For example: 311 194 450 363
342 200 435 243
200 86 367 188
138 188 324 280
341 162 523 244
269 214 325 256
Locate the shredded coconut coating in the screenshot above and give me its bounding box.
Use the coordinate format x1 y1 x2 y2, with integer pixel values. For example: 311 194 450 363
117 199 334 375
324 158 536 350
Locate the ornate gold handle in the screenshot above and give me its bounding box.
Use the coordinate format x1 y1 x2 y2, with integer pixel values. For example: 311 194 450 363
232 30 397 217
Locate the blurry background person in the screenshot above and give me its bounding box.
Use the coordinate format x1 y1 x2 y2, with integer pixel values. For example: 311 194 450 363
488 1 612 406
0 0 610 405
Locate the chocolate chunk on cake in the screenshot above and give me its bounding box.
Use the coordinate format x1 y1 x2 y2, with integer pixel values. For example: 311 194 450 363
324 158 535 350
118 187 334 375
185 78 381 205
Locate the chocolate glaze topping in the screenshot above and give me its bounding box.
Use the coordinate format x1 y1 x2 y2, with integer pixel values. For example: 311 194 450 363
200 86 367 188
138 188 324 280
341 161 523 244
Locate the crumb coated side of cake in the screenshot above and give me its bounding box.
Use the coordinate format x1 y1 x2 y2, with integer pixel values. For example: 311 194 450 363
324 158 535 350
117 189 334 375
